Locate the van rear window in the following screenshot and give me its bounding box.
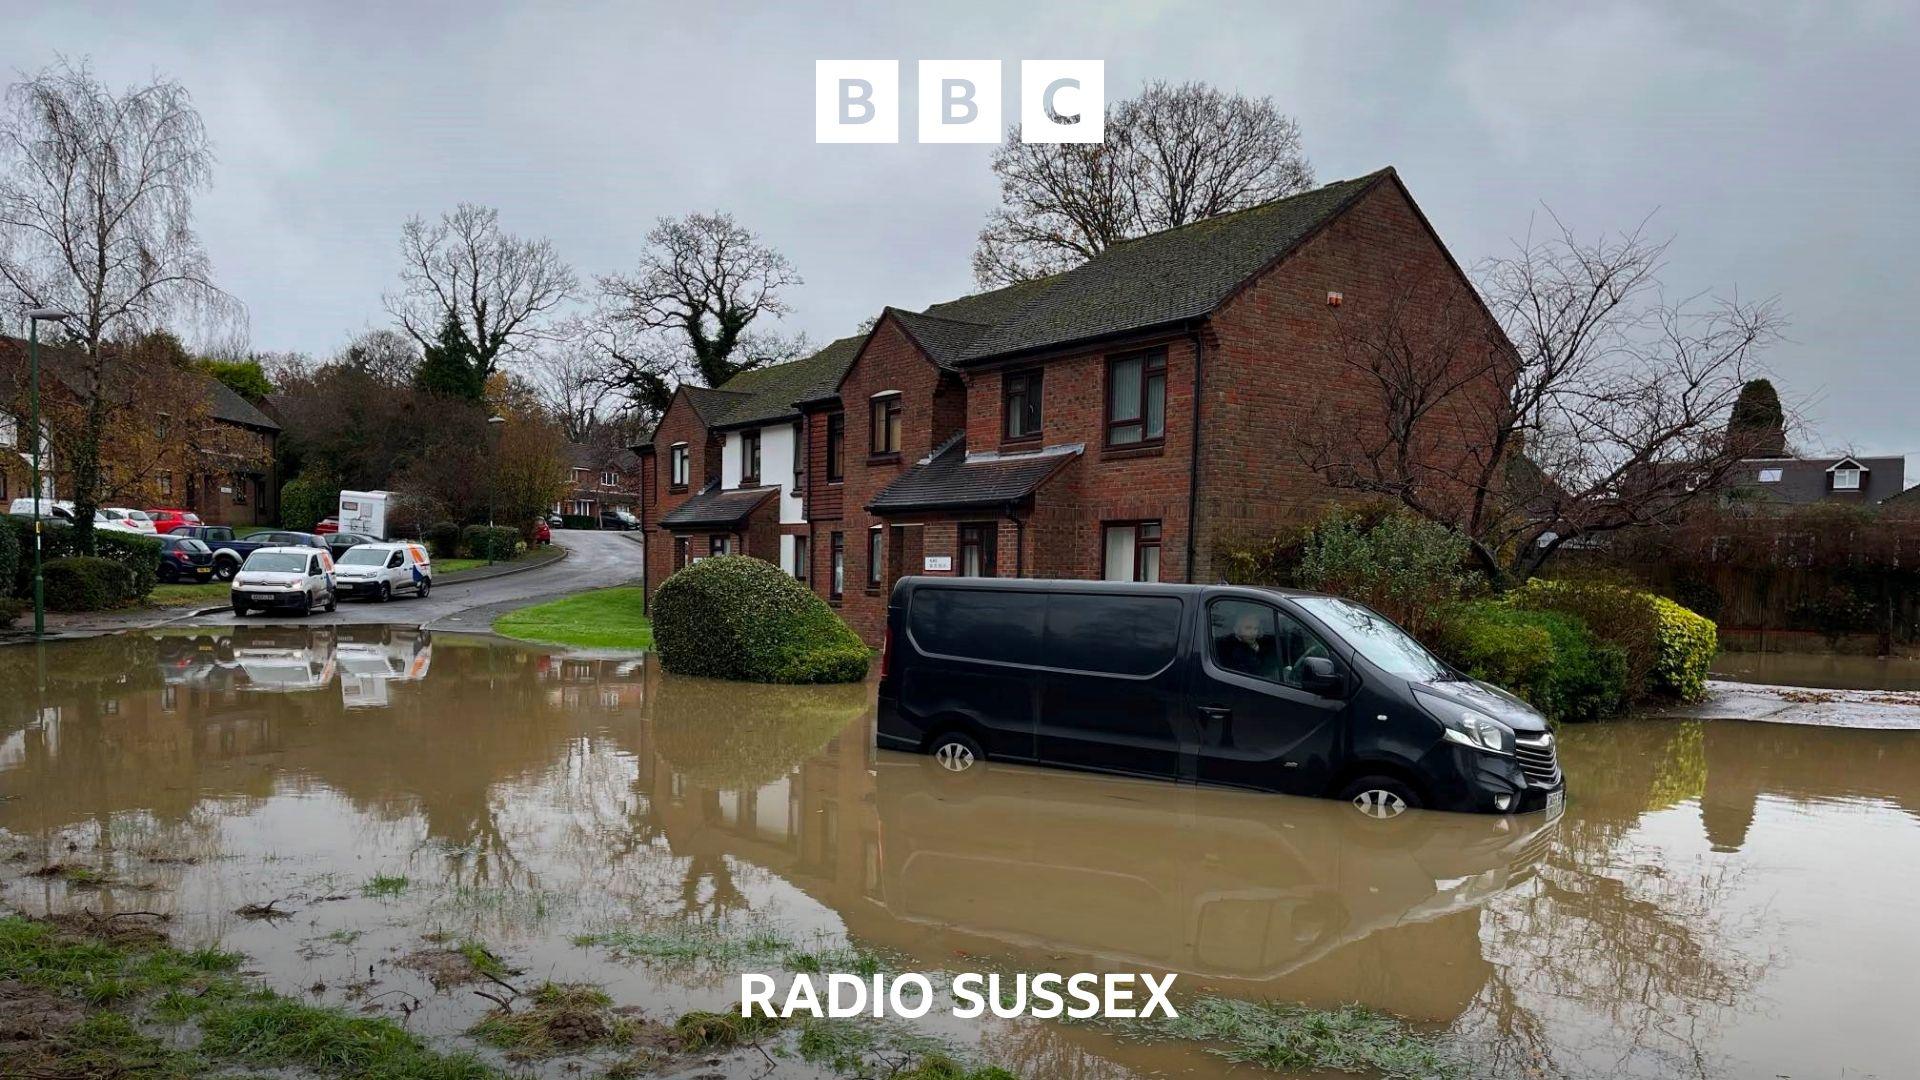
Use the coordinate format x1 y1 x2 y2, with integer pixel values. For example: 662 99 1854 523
1043 594 1182 676
908 588 1043 665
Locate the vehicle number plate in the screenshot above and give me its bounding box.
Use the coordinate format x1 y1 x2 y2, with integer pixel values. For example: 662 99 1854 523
252 593 274 601
1546 789 1564 813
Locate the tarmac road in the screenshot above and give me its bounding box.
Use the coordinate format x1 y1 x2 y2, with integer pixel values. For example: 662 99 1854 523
175 528 644 631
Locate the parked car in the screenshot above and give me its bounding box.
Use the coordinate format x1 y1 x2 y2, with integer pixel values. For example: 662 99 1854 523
324 531 376 559
531 520 552 546
103 508 158 534
5 499 148 533
545 511 564 528
314 516 340 535
157 535 215 583
174 527 324 581
231 546 337 617
598 507 639 531
147 509 203 534
875 577 1565 818
332 541 433 602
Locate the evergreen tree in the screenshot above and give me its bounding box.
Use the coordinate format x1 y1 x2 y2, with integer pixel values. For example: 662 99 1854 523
414 313 485 400
1728 378 1786 456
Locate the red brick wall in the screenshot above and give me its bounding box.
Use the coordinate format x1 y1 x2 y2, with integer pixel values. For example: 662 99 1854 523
1194 177 1506 579
642 391 714 601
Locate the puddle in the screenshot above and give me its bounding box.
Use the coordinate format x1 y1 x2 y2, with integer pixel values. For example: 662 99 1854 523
1711 649 1920 691
1 627 1918 1077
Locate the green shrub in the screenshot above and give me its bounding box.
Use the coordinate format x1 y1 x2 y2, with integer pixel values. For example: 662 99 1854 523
653 555 870 684
0 597 23 627
1433 602 1628 723
4 519 156 600
1225 505 1479 636
42 556 134 611
92 530 159 599
1510 579 1716 702
424 520 461 559
560 514 595 530
279 473 336 531
459 524 520 560
0 516 17 596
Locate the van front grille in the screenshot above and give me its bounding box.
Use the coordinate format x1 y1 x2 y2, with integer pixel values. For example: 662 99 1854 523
1513 733 1561 786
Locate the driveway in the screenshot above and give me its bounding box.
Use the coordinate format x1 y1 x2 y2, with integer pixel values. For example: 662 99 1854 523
174 528 644 631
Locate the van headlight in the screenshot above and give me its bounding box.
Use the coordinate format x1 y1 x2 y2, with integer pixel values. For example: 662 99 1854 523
1413 689 1515 756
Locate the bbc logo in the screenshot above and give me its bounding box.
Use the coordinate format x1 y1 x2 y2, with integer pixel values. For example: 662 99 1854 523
815 60 1103 144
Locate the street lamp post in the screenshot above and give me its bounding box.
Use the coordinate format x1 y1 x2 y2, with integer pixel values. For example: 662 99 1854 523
486 415 506 566
24 308 75 638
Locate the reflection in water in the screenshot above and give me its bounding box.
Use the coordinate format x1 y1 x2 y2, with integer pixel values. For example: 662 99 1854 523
1711 649 1920 691
0 629 1917 1078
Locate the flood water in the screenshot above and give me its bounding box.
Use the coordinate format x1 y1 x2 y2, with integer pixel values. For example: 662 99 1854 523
1711 648 1920 691
3 628 1918 1079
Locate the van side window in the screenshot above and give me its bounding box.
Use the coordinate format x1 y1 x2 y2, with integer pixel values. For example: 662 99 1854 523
308 556 322 575
1209 600 1331 689
388 552 404 568
1044 594 1181 676
908 588 1044 666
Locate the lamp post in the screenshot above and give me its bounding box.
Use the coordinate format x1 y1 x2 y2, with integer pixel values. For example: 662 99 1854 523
486 415 506 565
24 308 75 638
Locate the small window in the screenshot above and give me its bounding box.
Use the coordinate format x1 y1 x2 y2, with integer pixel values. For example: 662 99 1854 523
867 527 884 587
794 535 809 581
830 532 845 599
1833 467 1861 490
674 536 690 569
1003 369 1043 440
670 443 690 489
958 522 997 577
1208 600 1333 689
792 422 805 486
388 552 404 568
1757 468 1783 483
307 556 321 575
1102 521 1162 582
710 535 730 557
741 429 761 485
870 393 902 455
826 414 845 482
602 470 616 487
1106 348 1167 447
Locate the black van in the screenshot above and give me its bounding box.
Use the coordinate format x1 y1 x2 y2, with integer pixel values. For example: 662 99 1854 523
875 577 1564 817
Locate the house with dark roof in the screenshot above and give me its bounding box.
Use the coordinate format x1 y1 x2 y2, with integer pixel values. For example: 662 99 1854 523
556 442 645 521
1725 454 1906 506
634 337 862 589
0 335 281 525
635 168 1510 643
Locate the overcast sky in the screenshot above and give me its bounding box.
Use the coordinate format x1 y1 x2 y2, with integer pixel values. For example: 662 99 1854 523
6 1 1916 474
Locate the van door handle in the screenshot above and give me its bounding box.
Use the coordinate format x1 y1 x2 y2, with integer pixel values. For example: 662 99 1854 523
1196 706 1232 723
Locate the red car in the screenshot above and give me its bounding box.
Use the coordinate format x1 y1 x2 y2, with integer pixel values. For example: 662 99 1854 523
532 520 552 545
313 517 340 535
146 509 203 534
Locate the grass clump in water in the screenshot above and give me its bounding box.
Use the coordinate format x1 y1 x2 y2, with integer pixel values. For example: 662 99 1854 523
470 982 640 1054
198 997 495 1079
574 916 790 966
363 873 410 897
670 1008 784 1052
1121 996 1463 1079
796 1018 1012 1079
785 944 885 976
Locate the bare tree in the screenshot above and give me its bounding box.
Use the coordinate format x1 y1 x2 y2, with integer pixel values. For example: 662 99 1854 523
384 203 576 389
974 80 1313 286
596 211 804 405
531 337 618 443
0 58 237 550
1298 216 1783 585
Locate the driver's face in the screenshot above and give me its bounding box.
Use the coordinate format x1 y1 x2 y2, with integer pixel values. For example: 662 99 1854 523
1234 614 1263 646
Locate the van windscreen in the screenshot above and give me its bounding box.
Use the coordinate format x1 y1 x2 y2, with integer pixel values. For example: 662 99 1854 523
1043 593 1181 676
908 588 1043 665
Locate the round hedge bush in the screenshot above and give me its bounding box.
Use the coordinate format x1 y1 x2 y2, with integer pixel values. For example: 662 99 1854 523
652 555 870 684
42 555 134 612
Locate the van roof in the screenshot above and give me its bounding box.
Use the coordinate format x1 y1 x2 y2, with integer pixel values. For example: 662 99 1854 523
892 575 1323 600
251 545 324 555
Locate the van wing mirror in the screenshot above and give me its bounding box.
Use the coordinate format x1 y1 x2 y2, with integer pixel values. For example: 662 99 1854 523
1300 655 1342 695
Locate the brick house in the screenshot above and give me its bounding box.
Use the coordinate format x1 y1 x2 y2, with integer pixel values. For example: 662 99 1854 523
0 336 280 524
640 168 1507 643
556 442 645 520
635 338 861 596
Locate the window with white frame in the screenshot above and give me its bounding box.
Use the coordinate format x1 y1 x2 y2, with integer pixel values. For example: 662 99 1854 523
670 443 689 488
1757 468 1783 483
602 470 616 487
1833 467 1861 490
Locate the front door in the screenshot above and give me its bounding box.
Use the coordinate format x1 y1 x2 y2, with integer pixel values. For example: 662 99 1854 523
1189 597 1347 794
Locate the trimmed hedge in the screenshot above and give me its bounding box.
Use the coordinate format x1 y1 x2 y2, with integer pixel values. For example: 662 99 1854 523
278 473 335 531
42 556 134 611
652 555 870 684
459 524 521 561
1434 602 1628 723
3 518 158 601
424 520 461 559
560 514 596 530
1509 579 1717 702
0 520 17 599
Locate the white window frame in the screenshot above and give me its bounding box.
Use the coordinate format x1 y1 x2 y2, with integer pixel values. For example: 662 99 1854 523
1757 468 1783 483
1833 467 1861 490
670 443 689 487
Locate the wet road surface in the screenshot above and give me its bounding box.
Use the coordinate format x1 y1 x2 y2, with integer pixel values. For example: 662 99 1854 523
3 630 1920 1078
175 528 643 629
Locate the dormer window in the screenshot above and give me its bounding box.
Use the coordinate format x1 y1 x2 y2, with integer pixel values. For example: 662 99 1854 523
1833 467 1861 490
741 428 762 485
669 443 689 490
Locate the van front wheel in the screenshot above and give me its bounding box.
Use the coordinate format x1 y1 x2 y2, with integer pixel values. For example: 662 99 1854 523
1338 776 1422 820
927 732 983 774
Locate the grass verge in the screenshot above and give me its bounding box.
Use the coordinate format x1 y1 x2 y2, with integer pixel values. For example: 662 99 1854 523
436 545 561 578
492 586 652 650
147 582 224 607
1116 996 1463 1079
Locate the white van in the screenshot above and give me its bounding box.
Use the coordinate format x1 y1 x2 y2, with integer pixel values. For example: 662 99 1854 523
332 541 432 602
232 546 337 616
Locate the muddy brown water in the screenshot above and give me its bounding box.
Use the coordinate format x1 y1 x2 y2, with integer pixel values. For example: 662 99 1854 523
1711 649 1920 691
1 627 1917 1078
